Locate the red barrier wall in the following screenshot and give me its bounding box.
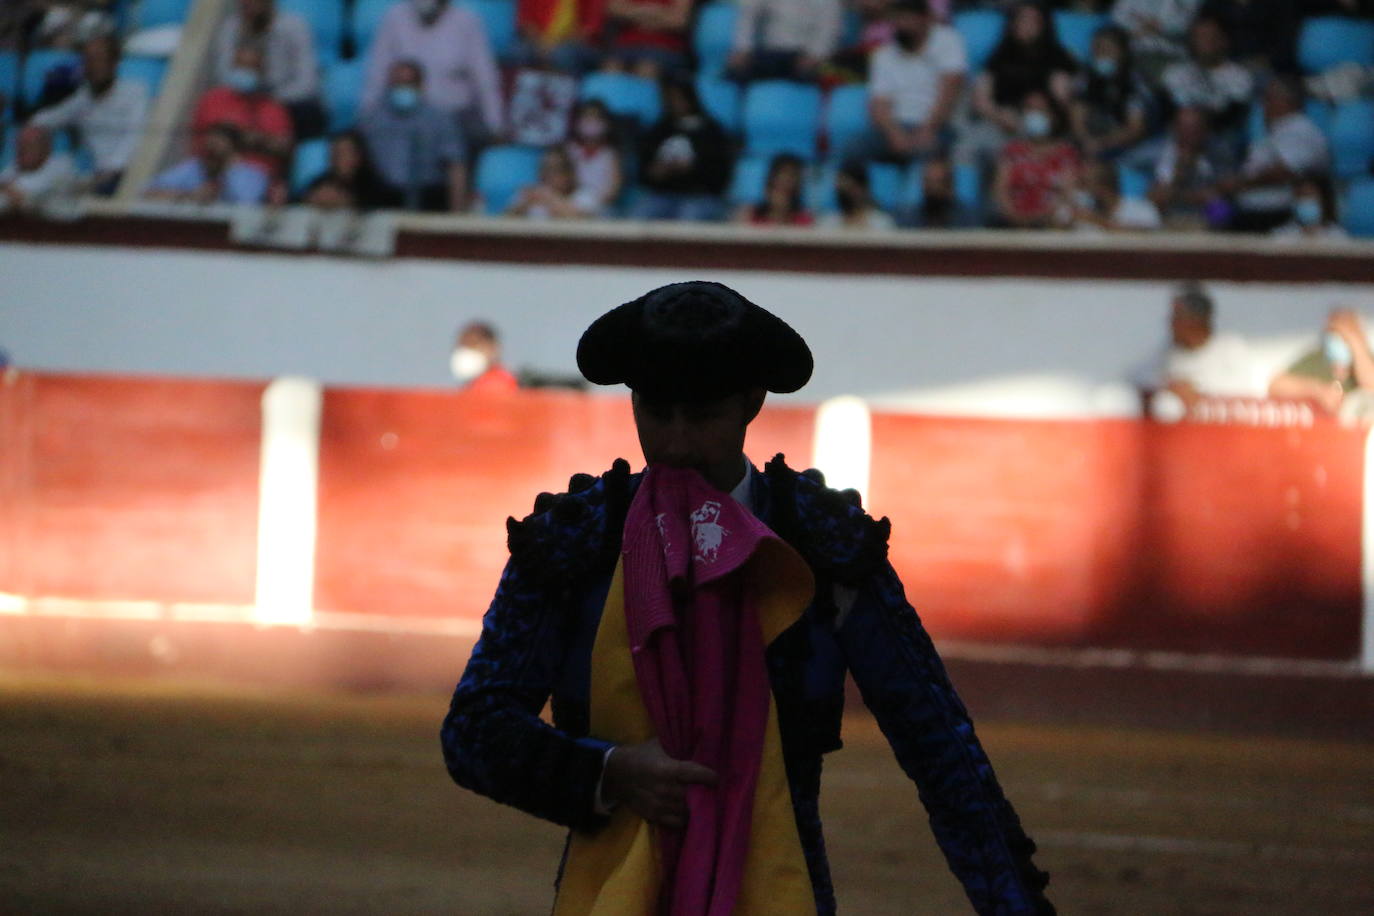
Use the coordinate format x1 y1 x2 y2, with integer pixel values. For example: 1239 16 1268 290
1 371 1363 660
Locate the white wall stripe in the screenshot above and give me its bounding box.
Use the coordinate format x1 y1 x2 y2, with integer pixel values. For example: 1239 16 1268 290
254 377 323 627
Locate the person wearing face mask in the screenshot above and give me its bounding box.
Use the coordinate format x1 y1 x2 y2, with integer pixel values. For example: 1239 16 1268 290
1270 175 1347 241
1270 309 1374 418
212 0 325 139
970 2 1078 150
842 0 967 170
359 60 469 212
631 76 733 221
563 99 621 217
992 90 1082 228
0 125 78 216
144 122 270 205
451 322 519 394
192 44 293 187
363 0 505 166
1068 25 1152 161
29 34 148 195
1065 159 1162 231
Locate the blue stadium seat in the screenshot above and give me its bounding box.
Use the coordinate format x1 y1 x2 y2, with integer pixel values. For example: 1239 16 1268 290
461 0 518 60
727 153 769 207
475 144 543 214
742 80 822 159
1247 97 1333 144
278 0 346 63
694 2 738 76
952 10 1005 72
324 59 366 131
1052 11 1107 62
133 0 194 30
823 85 870 162
21 49 81 108
1117 163 1151 199
351 0 395 56
806 161 838 213
0 51 17 108
1342 178 1374 237
1329 98 1374 179
695 75 740 134
1297 17 1374 74
117 56 169 99
291 137 330 194
580 72 661 128
866 161 904 213
953 161 982 214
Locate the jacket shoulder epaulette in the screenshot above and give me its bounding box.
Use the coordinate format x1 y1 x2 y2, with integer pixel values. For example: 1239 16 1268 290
763 454 891 586
504 458 634 589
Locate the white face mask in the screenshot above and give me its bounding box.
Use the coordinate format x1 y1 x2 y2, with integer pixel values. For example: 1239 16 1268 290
450 346 490 382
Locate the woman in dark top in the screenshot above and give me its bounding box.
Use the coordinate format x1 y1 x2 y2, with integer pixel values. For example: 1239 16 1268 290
972 2 1079 139
1069 25 1152 160
630 75 734 221
301 131 396 210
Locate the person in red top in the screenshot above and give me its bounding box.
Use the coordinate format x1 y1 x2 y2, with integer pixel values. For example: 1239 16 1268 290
735 153 815 227
992 89 1081 229
451 322 520 393
515 0 607 73
601 0 693 78
192 44 293 190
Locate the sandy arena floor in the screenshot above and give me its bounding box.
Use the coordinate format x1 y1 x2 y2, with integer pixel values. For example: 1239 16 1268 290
2 673 1372 915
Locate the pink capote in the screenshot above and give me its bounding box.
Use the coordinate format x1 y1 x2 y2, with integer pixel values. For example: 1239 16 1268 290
620 465 782 916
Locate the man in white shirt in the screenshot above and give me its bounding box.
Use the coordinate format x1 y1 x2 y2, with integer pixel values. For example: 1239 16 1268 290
0 125 78 214
1218 76 1329 232
1159 16 1253 139
213 0 326 137
29 35 147 196
728 0 842 83
1138 283 1259 415
843 0 966 168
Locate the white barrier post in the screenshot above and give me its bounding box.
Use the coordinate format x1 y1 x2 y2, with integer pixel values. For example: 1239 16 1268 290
254 376 323 627
811 396 873 505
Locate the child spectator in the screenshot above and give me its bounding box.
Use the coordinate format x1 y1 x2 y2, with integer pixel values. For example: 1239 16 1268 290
507 146 599 218
631 76 733 221
992 90 1082 228
1159 16 1253 145
564 99 621 216
192 45 293 186
1148 105 1233 228
819 165 896 229
300 131 395 210
735 153 814 226
212 0 325 138
728 0 843 83
359 60 468 212
29 34 147 195
144 123 269 205
1067 158 1162 230
1270 175 1348 241
0 125 78 215
1068 25 1152 160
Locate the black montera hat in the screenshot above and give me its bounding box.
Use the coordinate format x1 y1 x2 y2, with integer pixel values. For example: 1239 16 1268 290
577 281 813 402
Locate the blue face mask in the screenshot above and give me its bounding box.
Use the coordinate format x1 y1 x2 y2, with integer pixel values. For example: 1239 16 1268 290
1023 109 1052 139
1092 56 1118 78
389 86 420 113
226 67 260 94
1324 332 1353 368
1294 198 1322 227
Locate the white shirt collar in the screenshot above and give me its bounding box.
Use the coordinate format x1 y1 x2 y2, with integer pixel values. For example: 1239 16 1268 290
729 456 754 511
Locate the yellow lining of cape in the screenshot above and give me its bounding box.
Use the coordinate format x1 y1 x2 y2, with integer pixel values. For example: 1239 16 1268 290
553 541 817 915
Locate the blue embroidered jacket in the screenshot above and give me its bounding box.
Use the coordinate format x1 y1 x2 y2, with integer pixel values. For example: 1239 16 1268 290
441 455 1053 915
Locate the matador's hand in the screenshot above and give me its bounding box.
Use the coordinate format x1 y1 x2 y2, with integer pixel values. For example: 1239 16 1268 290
601 738 717 830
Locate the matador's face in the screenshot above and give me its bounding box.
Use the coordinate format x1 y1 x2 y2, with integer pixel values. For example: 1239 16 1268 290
630 389 764 493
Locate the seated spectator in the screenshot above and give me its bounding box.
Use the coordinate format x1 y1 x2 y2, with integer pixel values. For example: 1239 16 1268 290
1110 0 1204 79
363 0 504 162
1270 174 1348 241
1068 25 1152 160
451 321 519 393
600 0 695 78
965 2 1077 163
844 0 967 167
193 44 293 193
507 146 599 218
29 34 147 195
359 60 468 212
1148 105 1233 227
144 123 269 205
631 75 732 221
1197 0 1299 75
735 152 814 226
728 0 843 83
819 165 896 229
33 0 116 50
991 90 1082 228
1137 282 1256 413
905 156 978 228
300 131 396 210
564 99 621 216
829 0 901 83
1159 16 1253 146
1210 75 1329 232
0 125 78 215
1269 309 1374 418
213 0 325 139
1067 159 1162 229
513 0 604 75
